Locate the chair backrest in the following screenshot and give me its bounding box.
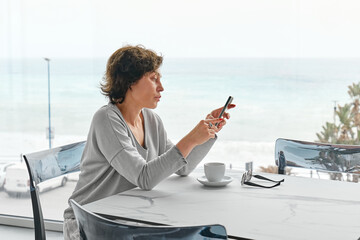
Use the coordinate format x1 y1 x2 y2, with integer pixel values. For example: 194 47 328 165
275 138 360 175
70 199 228 240
23 141 86 240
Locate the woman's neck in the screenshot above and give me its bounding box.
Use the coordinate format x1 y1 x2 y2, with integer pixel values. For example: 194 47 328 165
116 102 142 127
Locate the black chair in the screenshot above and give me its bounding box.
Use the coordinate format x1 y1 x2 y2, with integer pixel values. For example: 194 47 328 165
23 141 86 240
70 199 228 240
275 138 360 179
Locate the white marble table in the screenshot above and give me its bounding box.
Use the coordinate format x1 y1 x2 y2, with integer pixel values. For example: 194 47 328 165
84 169 360 240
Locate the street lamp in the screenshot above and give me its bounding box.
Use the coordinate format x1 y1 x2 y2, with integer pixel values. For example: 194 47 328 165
333 100 337 125
44 57 52 149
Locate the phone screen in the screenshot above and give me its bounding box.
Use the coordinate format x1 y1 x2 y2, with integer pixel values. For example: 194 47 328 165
218 96 233 118
215 96 233 126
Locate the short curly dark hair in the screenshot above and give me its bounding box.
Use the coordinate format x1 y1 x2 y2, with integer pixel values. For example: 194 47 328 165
100 45 163 104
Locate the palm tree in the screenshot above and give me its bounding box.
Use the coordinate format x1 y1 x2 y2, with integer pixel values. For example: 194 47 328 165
336 103 354 143
348 82 360 99
351 99 360 142
317 82 360 145
316 122 338 143
315 82 360 181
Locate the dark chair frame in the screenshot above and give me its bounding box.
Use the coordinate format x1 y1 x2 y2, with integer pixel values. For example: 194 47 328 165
275 138 360 177
23 141 86 240
70 199 228 240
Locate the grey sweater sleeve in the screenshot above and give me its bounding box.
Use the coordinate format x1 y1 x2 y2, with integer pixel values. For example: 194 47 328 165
93 107 187 190
111 145 186 190
174 137 217 176
159 115 217 176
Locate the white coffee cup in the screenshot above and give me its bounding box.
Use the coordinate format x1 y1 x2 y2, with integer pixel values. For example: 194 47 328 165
204 162 225 182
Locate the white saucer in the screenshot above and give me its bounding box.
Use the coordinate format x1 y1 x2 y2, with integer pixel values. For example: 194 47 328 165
197 176 233 187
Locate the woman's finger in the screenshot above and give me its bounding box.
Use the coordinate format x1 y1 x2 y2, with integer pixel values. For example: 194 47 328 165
204 118 223 124
219 120 227 128
206 114 214 119
210 103 235 118
223 112 230 119
222 104 235 119
227 104 236 110
213 125 221 133
208 129 217 137
209 117 227 132
216 120 226 131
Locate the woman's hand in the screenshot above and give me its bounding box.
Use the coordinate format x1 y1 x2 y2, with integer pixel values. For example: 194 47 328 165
176 118 223 158
206 104 236 132
176 104 235 158
188 118 223 145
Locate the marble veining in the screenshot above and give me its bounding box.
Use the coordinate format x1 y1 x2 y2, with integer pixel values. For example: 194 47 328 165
85 170 360 240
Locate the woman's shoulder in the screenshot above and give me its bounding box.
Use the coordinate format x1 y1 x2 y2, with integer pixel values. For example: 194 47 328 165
92 103 125 125
93 103 113 116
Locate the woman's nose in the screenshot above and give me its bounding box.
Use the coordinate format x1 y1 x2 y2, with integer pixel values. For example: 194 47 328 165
157 81 164 92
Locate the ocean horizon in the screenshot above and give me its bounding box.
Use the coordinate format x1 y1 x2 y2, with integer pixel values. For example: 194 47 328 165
1 57 360 170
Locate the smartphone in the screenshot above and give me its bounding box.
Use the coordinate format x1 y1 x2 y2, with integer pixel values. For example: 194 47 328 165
215 96 234 126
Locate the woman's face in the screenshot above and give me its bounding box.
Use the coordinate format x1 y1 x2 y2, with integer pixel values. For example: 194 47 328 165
127 69 164 109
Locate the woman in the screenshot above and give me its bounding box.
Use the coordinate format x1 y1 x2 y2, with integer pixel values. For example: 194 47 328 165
63 45 235 239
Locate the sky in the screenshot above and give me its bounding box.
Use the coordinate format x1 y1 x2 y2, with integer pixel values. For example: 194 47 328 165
1 0 360 59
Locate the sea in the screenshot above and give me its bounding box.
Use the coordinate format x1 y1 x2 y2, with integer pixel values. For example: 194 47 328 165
1 58 360 171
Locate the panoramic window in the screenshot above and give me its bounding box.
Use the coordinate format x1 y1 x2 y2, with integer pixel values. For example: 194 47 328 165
1 0 359 223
